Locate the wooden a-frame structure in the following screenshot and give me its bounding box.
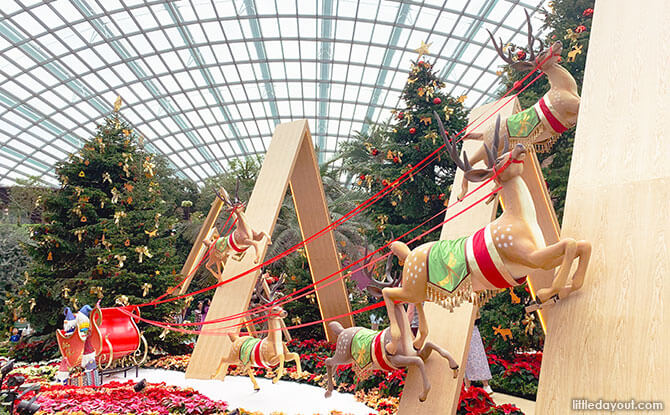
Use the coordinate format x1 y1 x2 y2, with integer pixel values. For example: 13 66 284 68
185 120 353 379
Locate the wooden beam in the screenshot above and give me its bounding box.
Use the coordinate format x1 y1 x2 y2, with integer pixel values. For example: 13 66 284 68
398 99 517 413
186 120 352 378
290 131 353 340
536 0 670 411
177 197 224 294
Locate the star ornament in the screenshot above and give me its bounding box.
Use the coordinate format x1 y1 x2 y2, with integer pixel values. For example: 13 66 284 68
415 40 432 58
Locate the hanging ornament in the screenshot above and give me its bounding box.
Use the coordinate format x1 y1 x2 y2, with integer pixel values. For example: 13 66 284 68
583 8 594 17
492 325 513 341
61 175 69 185
115 295 129 306
397 112 404 120
371 148 379 156
47 251 53 261
102 172 112 184
89 286 104 299
567 43 583 62
80 216 87 223
496 70 503 76
457 95 467 104
84 160 90 166
417 87 425 97
423 195 430 203
522 313 536 335
145 228 158 238
61 287 70 298
124 238 131 247
111 188 120 204
123 129 132 137
419 116 432 126
124 182 134 192
74 229 86 242
575 25 587 34
509 288 521 304
513 80 523 90
425 131 438 145
114 211 127 225
115 254 126 268
409 127 416 134
135 246 153 263
78 171 85 178
291 316 302 325
432 97 441 105
126 196 133 205
564 28 578 43
71 297 78 310
306 293 316 304
29 298 36 312
143 157 156 178
516 50 527 60
142 283 152 297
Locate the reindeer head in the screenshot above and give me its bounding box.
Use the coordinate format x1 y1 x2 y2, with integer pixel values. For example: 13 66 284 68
362 244 401 299
216 179 246 212
251 273 287 318
436 112 526 185
488 10 562 72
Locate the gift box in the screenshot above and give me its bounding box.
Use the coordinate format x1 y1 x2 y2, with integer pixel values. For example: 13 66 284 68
67 369 101 387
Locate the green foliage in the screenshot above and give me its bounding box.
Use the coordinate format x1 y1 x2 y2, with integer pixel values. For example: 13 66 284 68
338 60 468 249
0 224 32 332
478 287 543 361
8 333 59 362
497 0 594 221
19 113 190 354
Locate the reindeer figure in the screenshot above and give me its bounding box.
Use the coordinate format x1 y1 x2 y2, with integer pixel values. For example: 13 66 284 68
458 10 580 199
324 255 458 402
203 183 271 282
211 275 302 390
381 115 591 355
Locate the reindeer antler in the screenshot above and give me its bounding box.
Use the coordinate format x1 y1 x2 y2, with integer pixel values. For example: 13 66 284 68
488 10 545 72
362 243 401 298
215 187 233 207
434 111 473 174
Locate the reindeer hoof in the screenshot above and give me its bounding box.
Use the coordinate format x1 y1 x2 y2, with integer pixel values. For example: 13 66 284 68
254 387 260 392
419 395 427 402
325 391 332 398
452 367 459 378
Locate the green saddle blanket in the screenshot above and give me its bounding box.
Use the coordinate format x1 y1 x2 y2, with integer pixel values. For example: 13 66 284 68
428 236 469 292
239 337 261 365
351 328 378 371
506 105 541 138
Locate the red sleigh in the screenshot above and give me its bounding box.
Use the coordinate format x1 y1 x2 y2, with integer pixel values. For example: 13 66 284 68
56 305 148 371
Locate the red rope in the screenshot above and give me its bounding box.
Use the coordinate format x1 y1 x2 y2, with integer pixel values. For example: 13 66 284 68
129 49 554 310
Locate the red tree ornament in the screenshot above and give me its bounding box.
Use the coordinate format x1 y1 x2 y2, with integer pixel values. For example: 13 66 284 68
513 80 523 90
397 112 404 120
371 148 379 156
359 174 366 181
409 127 417 134
516 50 526 60
433 97 442 105
381 179 389 186
575 25 587 33
583 8 593 17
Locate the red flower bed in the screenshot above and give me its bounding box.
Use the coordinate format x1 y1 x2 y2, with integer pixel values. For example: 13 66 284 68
28 380 228 414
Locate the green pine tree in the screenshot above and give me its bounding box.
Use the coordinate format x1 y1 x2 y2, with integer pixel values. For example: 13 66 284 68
339 58 468 249
21 111 188 352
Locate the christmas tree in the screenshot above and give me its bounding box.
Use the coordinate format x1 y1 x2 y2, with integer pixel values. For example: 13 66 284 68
21 104 186 351
339 50 468 249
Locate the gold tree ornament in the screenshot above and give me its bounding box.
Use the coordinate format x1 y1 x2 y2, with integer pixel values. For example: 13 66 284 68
509 288 521 304
567 43 583 62
102 172 112 184
135 246 153 263
115 295 129 306
29 298 36 312
142 283 152 297
61 287 70 298
74 229 86 242
115 254 126 268
415 40 432 58
522 313 536 335
90 286 104 299
493 325 513 341
113 96 122 112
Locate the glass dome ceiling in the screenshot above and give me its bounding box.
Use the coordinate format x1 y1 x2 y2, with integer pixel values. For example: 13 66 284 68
0 0 547 186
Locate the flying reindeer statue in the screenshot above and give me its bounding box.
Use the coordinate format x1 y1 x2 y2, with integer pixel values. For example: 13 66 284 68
324 254 459 402
458 10 580 200
202 182 271 282
211 274 302 390
380 114 591 355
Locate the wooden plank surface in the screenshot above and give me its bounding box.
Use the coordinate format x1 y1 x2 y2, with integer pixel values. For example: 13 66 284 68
290 130 354 340
398 99 519 413
178 197 224 294
186 120 352 378
535 0 670 412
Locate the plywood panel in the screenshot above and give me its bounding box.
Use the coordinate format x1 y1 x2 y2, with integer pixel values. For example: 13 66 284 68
398 99 519 413
186 120 352 378
536 0 670 412
290 130 353 340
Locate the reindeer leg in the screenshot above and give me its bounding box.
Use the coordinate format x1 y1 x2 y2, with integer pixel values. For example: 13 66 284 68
514 238 577 303
419 341 459 378
324 358 336 398
246 365 260 391
283 345 302 376
560 240 591 296
382 288 404 355
273 354 285 384
389 355 431 402
412 302 428 350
